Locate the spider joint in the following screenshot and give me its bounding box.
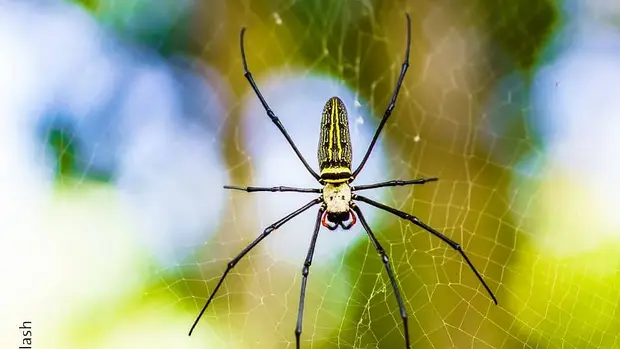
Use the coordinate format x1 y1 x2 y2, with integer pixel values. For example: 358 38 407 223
267 110 278 121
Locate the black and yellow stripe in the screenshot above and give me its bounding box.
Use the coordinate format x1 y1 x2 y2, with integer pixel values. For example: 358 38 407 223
318 97 352 183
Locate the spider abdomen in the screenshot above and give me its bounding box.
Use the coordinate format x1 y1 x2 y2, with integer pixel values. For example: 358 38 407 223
318 97 352 183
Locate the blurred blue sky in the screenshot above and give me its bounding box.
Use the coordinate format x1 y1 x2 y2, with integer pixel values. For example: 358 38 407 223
0 0 228 268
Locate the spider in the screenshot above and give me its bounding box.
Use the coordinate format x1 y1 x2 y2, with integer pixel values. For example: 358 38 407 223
188 13 498 349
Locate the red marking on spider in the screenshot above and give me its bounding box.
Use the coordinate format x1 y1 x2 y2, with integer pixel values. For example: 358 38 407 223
321 210 357 230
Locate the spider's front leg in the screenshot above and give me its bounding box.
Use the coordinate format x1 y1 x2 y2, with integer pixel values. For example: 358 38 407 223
295 204 325 349
188 198 321 336
351 203 411 348
353 194 498 305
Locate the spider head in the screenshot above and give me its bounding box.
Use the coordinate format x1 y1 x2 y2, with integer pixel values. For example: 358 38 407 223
322 182 351 213
322 182 356 230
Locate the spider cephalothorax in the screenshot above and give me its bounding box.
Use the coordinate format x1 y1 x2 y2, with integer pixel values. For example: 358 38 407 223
321 182 355 230
189 13 498 349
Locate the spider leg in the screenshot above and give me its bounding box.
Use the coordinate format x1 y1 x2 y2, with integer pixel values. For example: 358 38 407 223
295 205 325 349
351 177 438 191
353 194 498 305
188 197 322 336
351 204 410 348
240 28 321 182
352 13 411 179
224 185 321 193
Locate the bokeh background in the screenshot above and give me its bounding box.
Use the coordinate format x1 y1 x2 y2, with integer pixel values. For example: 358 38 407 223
3 0 620 348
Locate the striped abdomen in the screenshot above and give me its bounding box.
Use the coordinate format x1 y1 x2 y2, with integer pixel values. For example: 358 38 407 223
318 97 352 182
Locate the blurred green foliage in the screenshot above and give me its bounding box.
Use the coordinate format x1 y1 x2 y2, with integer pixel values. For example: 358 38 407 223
473 0 559 72
47 125 77 180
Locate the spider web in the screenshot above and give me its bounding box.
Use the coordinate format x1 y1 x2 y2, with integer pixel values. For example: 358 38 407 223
171 1 620 348
4 0 620 349
172 1 619 348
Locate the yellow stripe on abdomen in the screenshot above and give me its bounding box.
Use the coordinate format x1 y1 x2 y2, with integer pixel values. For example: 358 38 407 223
335 98 343 160
327 98 336 161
